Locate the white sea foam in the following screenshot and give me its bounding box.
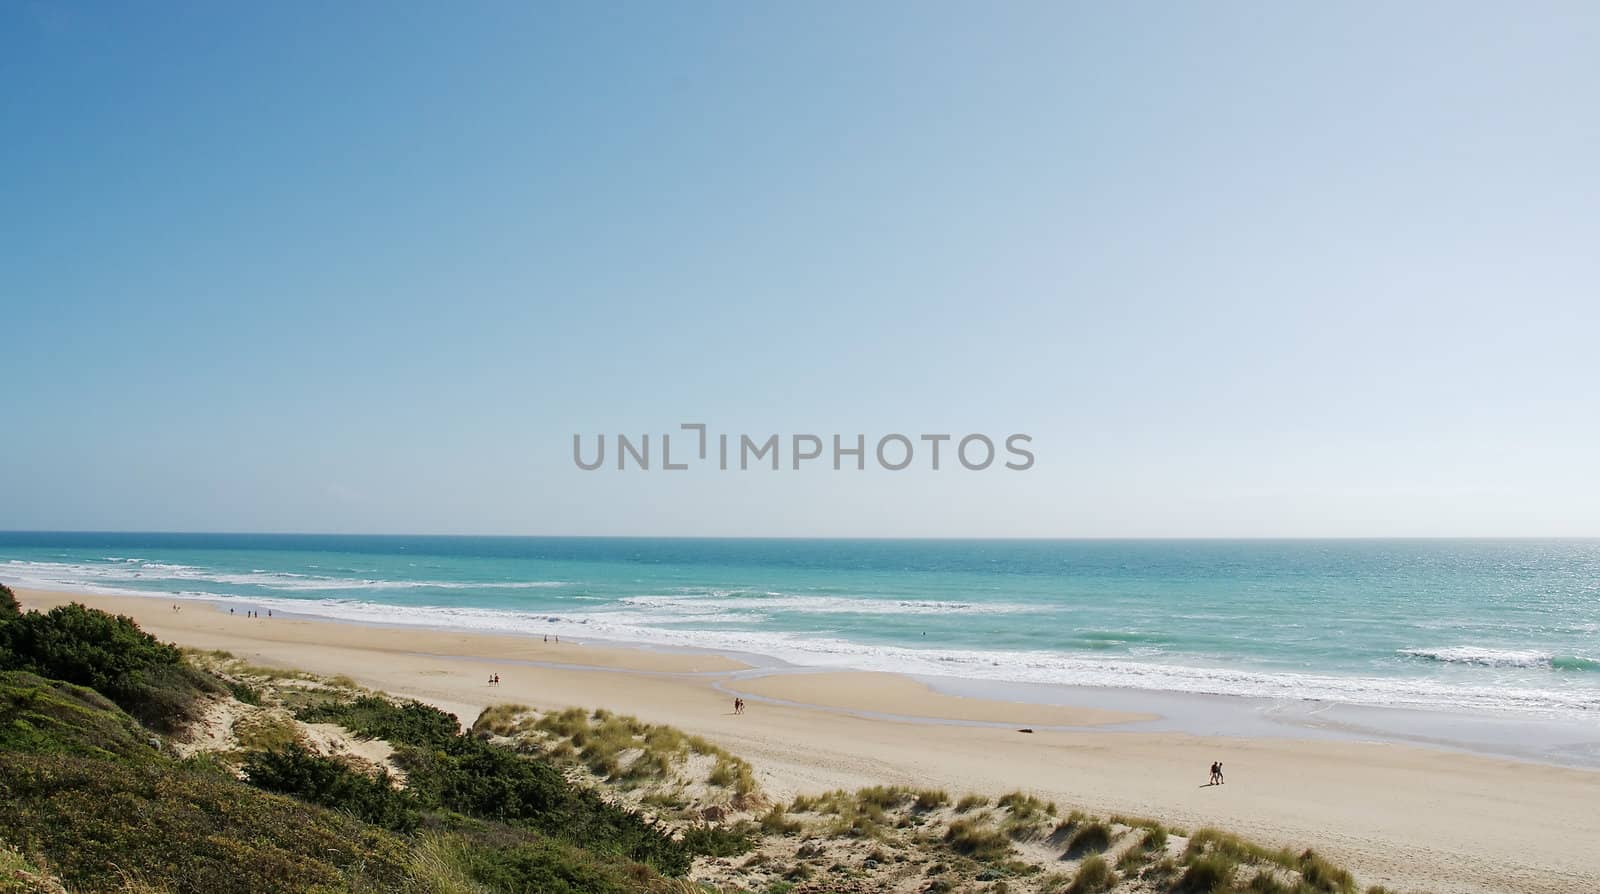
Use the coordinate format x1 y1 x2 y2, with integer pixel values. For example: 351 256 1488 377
1 559 565 593
618 593 1034 616
1401 647 1554 668
1401 647 1600 672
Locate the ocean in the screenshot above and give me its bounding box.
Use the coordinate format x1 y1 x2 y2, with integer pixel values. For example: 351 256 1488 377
2 533 1597 721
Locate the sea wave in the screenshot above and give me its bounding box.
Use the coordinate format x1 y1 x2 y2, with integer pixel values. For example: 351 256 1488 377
1400 647 1600 671
1 559 566 593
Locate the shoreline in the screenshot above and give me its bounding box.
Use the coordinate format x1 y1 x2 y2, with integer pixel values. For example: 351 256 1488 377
10 552 1597 723
28 581 1598 769
13 586 1600 893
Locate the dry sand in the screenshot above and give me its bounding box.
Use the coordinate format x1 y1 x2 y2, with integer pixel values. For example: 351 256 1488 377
18 588 1600 894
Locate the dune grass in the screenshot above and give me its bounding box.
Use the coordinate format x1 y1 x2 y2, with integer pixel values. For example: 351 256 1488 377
517 704 758 800
1185 828 1296 869
1177 853 1238 893
233 712 301 751
1067 854 1117 894
996 790 1057 820
914 789 951 810
1109 814 1167 832
757 805 802 836
955 793 990 812
472 703 532 737
944 818 1013 862
1064 820 1113 857
1296 850 1357 893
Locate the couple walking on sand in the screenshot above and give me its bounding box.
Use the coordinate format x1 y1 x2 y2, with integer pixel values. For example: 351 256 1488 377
1208 761 1225 785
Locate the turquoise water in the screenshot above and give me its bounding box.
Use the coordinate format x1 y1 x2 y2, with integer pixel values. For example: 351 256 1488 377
2 534 1597 719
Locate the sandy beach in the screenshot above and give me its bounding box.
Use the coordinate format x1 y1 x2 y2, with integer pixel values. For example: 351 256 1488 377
18 588 1600 894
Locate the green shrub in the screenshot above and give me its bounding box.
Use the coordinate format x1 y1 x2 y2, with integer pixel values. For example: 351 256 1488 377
0 751 412 893
0 670 160 760
242 741 420 832
0 603 219 732
301 694 691 874
443 833 660 894
297 694 461 747
678 821 759 857
227 679 263 706
0 583 19 620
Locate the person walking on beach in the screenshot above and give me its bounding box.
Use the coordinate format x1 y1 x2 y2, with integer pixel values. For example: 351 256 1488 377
1208 761 1220 785
1215 762 1225 784
733 697 744 715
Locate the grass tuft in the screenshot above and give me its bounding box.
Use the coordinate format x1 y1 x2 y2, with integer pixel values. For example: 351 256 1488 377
955 793 989 812
944 818 1012 862
1066 854 1116 894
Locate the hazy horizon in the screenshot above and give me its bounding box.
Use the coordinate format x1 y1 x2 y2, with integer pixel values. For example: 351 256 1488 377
4 3 1597 538
3 530 1598 543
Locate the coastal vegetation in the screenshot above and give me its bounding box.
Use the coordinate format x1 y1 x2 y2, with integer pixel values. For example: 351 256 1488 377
0 592 1409 894
0 598 703 893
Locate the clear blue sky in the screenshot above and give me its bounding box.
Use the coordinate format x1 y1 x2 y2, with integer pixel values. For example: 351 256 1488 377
3 2 1597 537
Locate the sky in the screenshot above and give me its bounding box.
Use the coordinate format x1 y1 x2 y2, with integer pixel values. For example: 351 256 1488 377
2 2 1597 538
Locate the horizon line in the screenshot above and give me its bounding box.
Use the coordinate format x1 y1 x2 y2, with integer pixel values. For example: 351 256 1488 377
2 530 1597 542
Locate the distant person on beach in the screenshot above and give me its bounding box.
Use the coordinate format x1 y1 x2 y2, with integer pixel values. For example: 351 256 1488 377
733 697 745 715
1216 762 1224 784
1209 761 1220 785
